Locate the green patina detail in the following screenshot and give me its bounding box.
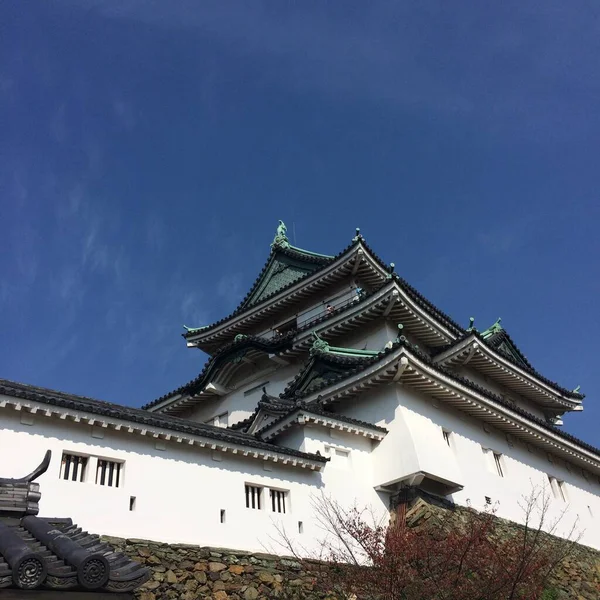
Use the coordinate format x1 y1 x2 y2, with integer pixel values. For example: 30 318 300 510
352 227 361 242
310 332 330 355
183 325 209 333
573 385 581 394
242 220 333 308
467 317 476 332
496 340 527 367
234 334 249 342
287 244 334 259
480 317 503 339
270 220 291 250
310 332 379 357
245 254 322 307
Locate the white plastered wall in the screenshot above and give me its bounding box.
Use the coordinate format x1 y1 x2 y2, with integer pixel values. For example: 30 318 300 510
0 407 333 554
341 383 600 549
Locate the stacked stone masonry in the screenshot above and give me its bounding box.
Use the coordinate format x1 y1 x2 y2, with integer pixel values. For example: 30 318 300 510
107 519 600 600
103 492 600 600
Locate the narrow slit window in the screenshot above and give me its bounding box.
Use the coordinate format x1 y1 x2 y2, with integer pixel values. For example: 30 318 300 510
96 459 122 488
220 509 226 523
298 521 304 534
245 484 262 510
548 475 567 502
442 430 452 447
270 489 287 514
493 453 504 477
129 496 136 511
60 453 87 483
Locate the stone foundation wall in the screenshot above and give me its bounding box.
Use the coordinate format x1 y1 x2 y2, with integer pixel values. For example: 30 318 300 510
105 537 324 600
104 496 600 600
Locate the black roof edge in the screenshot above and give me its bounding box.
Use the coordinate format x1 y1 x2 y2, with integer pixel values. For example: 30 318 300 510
280 339 600 459
433 331 584 401
0 379 327 464
255 401 388 439
144 332 296 410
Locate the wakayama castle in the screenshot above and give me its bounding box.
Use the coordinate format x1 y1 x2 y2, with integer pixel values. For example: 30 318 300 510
1 223 599 552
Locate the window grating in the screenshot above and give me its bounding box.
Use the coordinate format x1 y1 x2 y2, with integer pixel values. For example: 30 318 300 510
245 484 262 510
96 459 122 488
270 489 287 514
60 453 87 482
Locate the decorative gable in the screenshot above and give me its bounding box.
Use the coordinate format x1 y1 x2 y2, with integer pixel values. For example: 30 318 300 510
243 251 325 308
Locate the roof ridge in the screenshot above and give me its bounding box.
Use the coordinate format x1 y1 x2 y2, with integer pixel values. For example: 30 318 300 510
0 379 327 464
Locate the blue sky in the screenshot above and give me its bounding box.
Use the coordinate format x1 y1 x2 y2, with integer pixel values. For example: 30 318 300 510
1 2 598 445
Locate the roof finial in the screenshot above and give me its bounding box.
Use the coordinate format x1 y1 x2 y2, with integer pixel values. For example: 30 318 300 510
467 317 475 331
310 332 330 355
386 262 395 279
573 385 581 394
271 220 290 250
352 227 361 242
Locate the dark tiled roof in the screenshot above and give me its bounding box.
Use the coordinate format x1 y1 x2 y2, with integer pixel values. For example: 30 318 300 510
484 328 532 369
433 331 584 401
280 350 380 400
255 401 388 438
144 332 296 410
0 451 150 592
273 339 600 459
0 379 327 464
241 246 332 309
355 236 465 337
183 242 349 339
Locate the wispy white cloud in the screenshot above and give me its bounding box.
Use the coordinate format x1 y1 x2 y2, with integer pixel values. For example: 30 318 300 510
217 273 244 308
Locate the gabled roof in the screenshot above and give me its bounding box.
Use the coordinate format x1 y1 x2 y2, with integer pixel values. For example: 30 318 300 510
241 245 333 310
144 332 296 411
256 337 600 470
480 318 532 369
0 379 327 467
281 337 380 400
255 400 388 441
182 227 466 354
434 320 584 406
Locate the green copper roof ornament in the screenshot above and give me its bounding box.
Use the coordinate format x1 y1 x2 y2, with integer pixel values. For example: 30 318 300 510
467 317 476 332
183 325 209 333
386 262 395 280
573 385 581 394
481 317 503 339
310 332 330 356
271 220 291 250
352 227 362 242
234 334 249 343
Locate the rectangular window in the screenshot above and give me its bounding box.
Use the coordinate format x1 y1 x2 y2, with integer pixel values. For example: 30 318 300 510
220 509 226 523
482 448 504 477
270 489 287 514
129 496 136 511
245 484 262 510
548 476 567 502
442 430 452 447
96 459 122 488
493 453 504 477
60 453 87 482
